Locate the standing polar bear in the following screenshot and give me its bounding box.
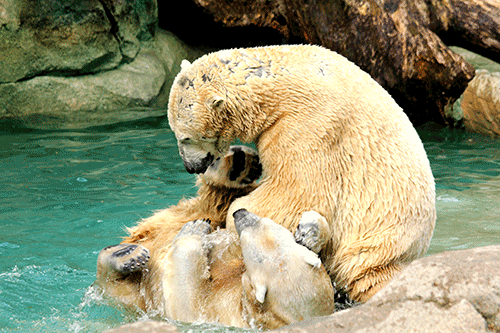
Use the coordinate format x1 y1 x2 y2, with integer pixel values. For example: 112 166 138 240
97 44 435 325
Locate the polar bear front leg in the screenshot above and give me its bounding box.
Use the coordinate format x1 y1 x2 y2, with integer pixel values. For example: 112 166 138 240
163 219 213 322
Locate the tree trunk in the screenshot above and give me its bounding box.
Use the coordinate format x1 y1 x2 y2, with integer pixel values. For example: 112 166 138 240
191 0 500 126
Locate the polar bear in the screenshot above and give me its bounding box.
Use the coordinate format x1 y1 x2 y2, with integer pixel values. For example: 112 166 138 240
235 209 335 327
165 44 436 302
97 205 335 329
98 44 435 319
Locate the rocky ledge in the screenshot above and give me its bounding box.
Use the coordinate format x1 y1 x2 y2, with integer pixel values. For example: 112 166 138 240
105 244 500 333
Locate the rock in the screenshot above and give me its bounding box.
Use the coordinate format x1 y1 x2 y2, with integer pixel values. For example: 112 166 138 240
272 245 500 332
0 0 155 84
461 71 500 138
447 47 500 138
0 29 201 129
154 30 208 107
104 321 180 333
0 0 119 83
99 0 158 60
0 46 165 129
450 47 500 74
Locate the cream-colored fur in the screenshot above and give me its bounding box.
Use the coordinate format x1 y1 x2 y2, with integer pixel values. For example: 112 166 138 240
167 45 436 302
97 146 259 316
163 210 334 329
97 208 334 329
236 209 334 328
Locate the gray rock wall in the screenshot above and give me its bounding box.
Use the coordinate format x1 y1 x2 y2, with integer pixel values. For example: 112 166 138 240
0 0 156 83
0 0 204 129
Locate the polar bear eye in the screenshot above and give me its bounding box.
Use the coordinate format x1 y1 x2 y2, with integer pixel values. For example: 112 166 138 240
201 136 217 143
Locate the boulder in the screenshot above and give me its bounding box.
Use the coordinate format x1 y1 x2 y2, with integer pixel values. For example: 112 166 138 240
99 0 157 60
0 46 164 129
0 30 201 129
105 245 500 332
445 47 500 137
0 0 156 84
461 71 500 138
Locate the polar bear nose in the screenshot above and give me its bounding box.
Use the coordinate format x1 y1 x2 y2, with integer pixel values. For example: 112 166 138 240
183 152 214 174
233 209 261 236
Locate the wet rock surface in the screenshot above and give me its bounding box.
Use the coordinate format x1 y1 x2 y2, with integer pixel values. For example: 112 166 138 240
273 245 500 333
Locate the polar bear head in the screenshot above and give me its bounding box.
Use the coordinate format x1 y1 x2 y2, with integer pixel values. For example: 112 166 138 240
167 59 230 174
168 53 268 174
233 208 335 327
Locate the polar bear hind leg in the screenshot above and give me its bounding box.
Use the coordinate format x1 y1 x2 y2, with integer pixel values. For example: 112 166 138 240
95 244 150 309
162 219 213 322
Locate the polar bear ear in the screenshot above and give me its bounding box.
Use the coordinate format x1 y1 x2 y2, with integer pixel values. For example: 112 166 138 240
254 283 267 304
180 59 191 70
207 95 225 111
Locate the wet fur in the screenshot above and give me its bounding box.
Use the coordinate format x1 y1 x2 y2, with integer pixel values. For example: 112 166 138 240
167 45 436 302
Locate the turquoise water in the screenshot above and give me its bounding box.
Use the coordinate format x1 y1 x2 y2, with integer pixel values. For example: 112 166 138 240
1 119 499 332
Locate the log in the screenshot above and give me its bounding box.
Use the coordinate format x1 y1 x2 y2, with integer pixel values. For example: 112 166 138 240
190 0 500 126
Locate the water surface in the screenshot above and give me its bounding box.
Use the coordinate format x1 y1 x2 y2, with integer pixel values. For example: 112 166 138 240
0 120 499 332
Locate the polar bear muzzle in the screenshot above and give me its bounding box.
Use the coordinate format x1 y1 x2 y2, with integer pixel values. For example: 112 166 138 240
177 140 217 174
182 151 214 174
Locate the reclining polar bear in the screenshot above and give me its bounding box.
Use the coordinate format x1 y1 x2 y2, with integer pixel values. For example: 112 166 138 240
98 204 335 329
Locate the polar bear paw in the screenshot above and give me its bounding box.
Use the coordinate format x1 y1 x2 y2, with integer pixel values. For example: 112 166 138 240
98 244 150 275
294 211 329 254
203 146 262 188
176 219 213 239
